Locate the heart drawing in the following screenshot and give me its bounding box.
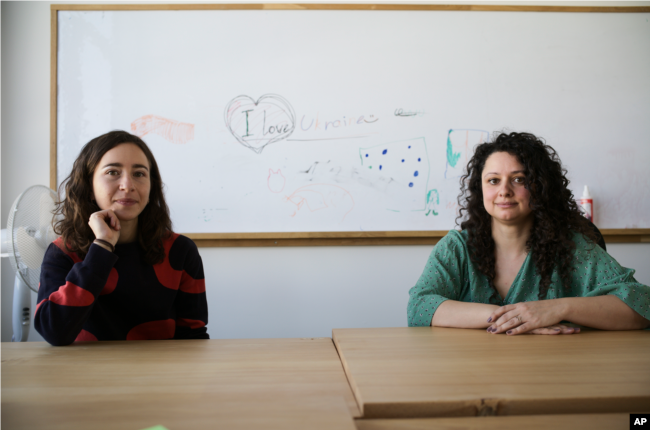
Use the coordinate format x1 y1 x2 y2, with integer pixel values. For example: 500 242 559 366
224 94 296 154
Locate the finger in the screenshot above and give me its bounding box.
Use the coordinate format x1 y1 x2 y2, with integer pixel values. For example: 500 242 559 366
89 212 109 230
556 325 580 334
99 210 118 231
107 210 121 231
91 210 112 226
491 310 523 332
530 325 581 335
101 210 114 228
488 314 523 334
505 322 535 335
528 327 562 335
487 304 515 323
89 211 104 222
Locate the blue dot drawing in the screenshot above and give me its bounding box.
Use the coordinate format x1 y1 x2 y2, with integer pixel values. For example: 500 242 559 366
358 137 429 212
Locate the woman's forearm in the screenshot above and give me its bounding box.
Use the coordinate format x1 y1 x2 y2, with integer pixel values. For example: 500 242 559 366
559 295 650 330
431 300 500 328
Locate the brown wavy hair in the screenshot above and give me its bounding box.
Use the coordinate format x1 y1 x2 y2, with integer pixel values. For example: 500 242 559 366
457 132 598 300
54 130 172 264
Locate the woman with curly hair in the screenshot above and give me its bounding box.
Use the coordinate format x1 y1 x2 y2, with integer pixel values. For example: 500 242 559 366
36 130 208 345
408 132 649 334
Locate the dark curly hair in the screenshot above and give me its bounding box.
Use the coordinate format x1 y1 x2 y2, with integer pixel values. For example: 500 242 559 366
456 132 598 300
54 130 172 265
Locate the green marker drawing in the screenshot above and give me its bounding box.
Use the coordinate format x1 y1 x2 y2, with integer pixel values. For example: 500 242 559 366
243 109 253 137
446 130 461 168
425 189 439 216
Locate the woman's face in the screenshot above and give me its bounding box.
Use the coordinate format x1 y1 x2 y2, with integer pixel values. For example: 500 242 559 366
92 143 151 222
481 151 532 226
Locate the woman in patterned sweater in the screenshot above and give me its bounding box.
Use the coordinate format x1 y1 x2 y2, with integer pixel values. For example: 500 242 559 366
408 132 649 334
36 130 208 345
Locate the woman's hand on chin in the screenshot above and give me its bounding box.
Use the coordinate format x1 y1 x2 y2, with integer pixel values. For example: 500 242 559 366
485 300 579 335
89 209 121 246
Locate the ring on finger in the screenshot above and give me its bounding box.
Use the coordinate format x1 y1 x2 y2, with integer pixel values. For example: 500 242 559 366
516 315 523 324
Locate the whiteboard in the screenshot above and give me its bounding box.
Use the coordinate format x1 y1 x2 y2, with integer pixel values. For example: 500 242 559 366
56 7 650 233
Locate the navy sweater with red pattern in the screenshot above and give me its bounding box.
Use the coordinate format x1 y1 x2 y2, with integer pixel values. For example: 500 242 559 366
35 233 209 346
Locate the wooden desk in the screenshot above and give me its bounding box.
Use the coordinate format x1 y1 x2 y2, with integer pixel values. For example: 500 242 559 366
355 413 630 430
2 338 360 430
333 327 650 419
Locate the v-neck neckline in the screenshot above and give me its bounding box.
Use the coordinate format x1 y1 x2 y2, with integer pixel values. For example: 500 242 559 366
498 251 530 304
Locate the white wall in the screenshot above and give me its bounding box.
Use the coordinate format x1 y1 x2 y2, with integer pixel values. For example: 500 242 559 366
2 1 650 342
0 2 13 341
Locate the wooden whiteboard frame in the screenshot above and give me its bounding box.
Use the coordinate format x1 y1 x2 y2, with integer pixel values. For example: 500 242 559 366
50 4 650 247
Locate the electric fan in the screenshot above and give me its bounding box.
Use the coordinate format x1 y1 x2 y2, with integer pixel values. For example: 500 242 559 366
1 185 59 341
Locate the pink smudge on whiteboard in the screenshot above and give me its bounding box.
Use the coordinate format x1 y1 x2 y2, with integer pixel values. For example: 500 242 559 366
131 115 195 144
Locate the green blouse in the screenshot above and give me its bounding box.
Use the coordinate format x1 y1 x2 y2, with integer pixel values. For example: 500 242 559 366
407 230 650 327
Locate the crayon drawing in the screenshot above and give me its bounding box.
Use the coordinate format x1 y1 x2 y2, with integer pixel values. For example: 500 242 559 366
285 184 354 222
131 115 195 144
267 169 286 193
299 160 360 185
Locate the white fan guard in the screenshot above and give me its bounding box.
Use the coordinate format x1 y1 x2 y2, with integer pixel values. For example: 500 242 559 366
6 185 59 293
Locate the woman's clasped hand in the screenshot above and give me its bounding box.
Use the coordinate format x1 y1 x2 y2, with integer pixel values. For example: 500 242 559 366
486 302 580 335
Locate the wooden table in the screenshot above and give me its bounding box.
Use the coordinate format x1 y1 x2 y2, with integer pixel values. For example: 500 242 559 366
355 413 631 430
2 338 360 430
333 327 650 419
